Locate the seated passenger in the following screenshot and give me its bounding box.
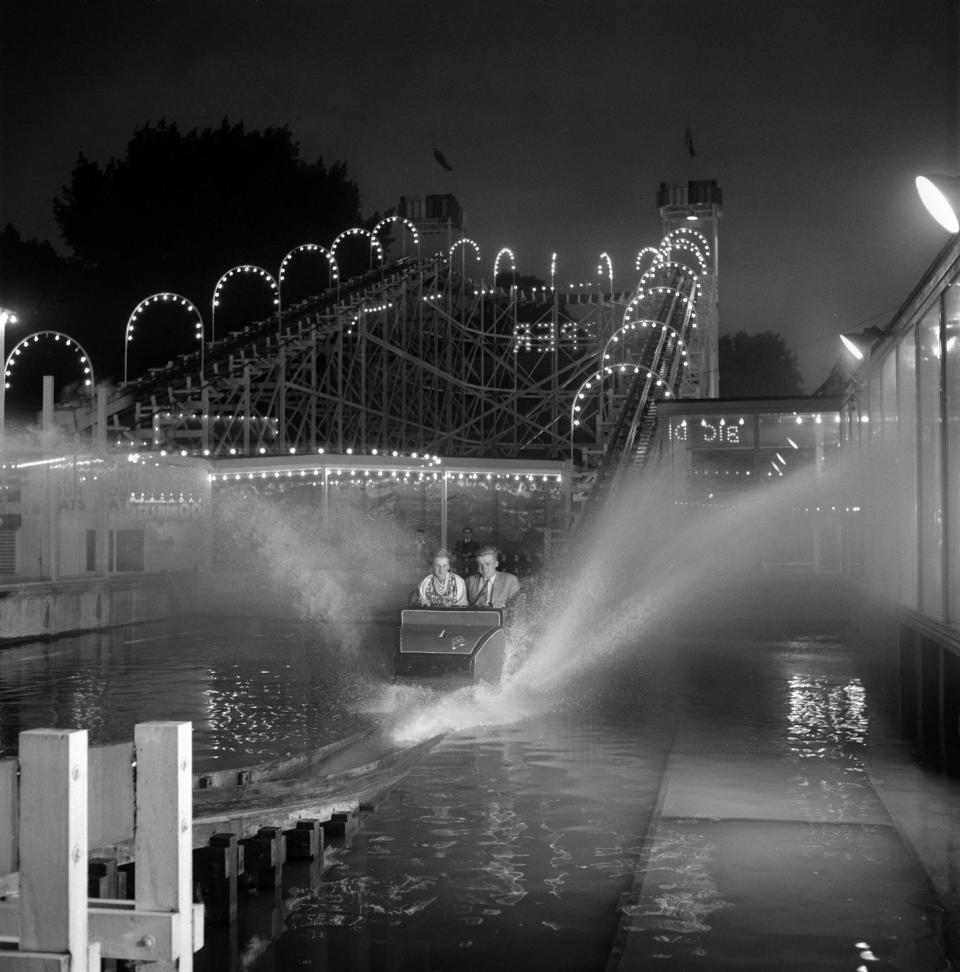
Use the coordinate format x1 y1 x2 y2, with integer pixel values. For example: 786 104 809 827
417 549 468 607
467 545 521 608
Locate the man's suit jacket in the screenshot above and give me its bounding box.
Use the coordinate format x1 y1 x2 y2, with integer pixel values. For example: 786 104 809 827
466 570 520 608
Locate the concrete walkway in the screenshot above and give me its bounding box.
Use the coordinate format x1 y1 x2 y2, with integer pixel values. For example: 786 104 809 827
610 636 954 971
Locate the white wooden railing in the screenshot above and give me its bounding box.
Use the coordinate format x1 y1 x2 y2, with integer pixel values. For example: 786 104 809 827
0 722 203 971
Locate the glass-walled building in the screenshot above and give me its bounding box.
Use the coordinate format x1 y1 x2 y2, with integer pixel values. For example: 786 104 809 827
842 235 960 635
835 235 960 768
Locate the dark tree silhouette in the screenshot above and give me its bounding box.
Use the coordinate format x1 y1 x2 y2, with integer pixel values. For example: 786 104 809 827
718 330 804 397
3 119 368 384
53 119 362 298
0 225 80 331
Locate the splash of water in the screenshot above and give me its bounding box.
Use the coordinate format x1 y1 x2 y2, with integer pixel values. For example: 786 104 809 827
388 460 843 742
217 488 414 652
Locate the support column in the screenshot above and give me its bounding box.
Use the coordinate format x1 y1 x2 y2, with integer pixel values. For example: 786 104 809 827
310 329 317 453
95 385 107 453
278 345 286 452
440 473 448 550
242 366 251 455
43 376 57 582
202 387 210 455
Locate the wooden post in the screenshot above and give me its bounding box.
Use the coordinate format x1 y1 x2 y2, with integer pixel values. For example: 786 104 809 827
242 366 251 454
284 820 322 861
0 756 17 878
240 826 284 889
134 721 193 972
16 728 98 971
197 833 238 924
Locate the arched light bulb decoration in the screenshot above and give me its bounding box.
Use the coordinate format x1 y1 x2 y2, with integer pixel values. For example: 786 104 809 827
278 244 339 330
371 215 421 255
661 226 710 254
124 292 203 385
493 247 517 281
636 319 690 367
5 330 95 392
279 244 339 287
660 237 708 274
660 227 711 270
625 255 700 333
598 317 681 367
624 285 698 331
448 237 481 264
597 252 614 292
211 265 279 344
331 227 384 267
569 362 673 430
635 246 663 274
625 271 697 318
594 317 689 401
637 260 701 301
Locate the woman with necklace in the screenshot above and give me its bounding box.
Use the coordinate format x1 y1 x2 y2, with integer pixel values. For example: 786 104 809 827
417 549 467 607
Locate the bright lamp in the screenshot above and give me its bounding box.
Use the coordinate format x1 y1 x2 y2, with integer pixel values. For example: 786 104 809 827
915 174 960 233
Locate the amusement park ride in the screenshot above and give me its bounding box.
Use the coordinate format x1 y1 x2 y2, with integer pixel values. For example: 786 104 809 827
8 183 722 488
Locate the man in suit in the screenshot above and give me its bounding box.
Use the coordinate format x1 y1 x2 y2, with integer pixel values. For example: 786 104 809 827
466 545 521 608
453 526 478 576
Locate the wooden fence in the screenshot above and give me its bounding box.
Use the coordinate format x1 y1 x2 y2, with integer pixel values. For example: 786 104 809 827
0 722 202 971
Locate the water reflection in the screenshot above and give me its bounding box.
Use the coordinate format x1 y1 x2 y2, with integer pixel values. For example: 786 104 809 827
622 829 732 936
786 675 868 757
0 617 392 767
246 715 672 972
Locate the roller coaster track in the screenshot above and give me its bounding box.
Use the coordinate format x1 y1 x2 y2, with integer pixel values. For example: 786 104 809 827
60 230 713 502
69 257 628 460
567 232 708 539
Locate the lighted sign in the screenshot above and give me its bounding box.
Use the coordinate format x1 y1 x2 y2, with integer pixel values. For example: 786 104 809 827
127 494 204 519
670 416 753 447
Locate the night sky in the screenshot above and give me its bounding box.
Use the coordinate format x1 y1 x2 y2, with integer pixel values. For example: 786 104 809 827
2 0 957 389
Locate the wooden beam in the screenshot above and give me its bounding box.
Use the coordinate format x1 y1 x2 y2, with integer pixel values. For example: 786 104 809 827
0 758 17 876
17 729 89 969
134 721 193 972
88 906 177 961
0 950 71 970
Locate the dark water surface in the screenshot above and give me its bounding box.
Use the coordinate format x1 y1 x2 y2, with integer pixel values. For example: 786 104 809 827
3 610 958 969
229 663 679 972
0 616 394 768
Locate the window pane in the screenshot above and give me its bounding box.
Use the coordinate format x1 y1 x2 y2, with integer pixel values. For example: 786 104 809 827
898 335 918 608
945 281 960 622
862 379 882 591
918 304 943 617
879 353 899 600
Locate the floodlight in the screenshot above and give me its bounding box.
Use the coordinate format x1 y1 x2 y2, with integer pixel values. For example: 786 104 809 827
915 173 960 233
840 333 865 361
